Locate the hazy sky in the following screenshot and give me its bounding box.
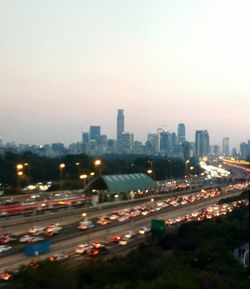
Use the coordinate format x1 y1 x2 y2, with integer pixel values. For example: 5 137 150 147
0 0 249 149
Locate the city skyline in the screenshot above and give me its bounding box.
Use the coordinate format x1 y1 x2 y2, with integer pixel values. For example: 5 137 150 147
0 108 248 150
0 0 249 148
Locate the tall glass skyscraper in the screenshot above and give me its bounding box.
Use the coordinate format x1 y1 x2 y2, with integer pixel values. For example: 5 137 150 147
177 123 186 144
222 137 230 156
195 130 209 158
117 109 124 147
89 126 101 144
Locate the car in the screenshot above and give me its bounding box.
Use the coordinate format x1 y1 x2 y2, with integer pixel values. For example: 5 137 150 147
85 248 99 256
175 216 182 223
45 224 63 236
118 216 129 222
119 238 128 246
191 211 199 217
109 214 119 221
49 253 68 262
29 260 39 270
0 245 12 253
112 235 121 243
75 244 93 254
92 241 107 249
78 221 94 231
19 234 33 243
138 227 150 235
0 270 16 281
28 226 44 236
124 231 135 239
165 219 174 225
97 219 110 226
1 234 17 244
28 236 44 243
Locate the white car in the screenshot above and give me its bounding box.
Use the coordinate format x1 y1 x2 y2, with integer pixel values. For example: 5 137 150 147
75 244 93 254
46 224 63 235
109 215 119 221
138 227 151 235
78 221 94 230
28 226 45 236
175 216 182 223
118 216 129 222
20 236 44 243
124 231 136 239
119 239 128 246
0 245 12 253
49 253 68 262
19 235 33 243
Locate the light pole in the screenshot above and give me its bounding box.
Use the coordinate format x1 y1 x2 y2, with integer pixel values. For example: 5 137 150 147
16 164 24 190
75 162 81 188
94 160 102 203
185 160 190 176
24 163 30 185
94 159 102 176
80 174 87 188
59 163 65 190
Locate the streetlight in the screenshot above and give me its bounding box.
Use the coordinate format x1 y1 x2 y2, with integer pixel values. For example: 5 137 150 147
185 160 190 176
16 164 24 170
80 174 88 188
59 163 65 190
23 163 31 185
16 164 24 189
94 159 102 176
147 169 155 180
75 162 81 188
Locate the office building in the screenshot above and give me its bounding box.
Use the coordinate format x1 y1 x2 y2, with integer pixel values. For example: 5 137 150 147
120 132 134 153
89 126 101 144
177 123 186 144
222 137 230 156
195 130 209 158
147 133 158 154
117 109 125 148
82 132 89 144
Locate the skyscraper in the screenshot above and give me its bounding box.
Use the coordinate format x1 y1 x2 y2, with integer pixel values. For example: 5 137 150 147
117 109 124 149
89 126 101 144
222 137 230 156
120 132 134 153
177 123 186 144
195 130 209 158
82 132 89 144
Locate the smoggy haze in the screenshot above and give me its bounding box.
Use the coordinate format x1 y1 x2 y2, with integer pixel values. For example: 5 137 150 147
0 0 249 148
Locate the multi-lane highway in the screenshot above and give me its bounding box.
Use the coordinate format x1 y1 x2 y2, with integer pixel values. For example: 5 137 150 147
0 183 248 273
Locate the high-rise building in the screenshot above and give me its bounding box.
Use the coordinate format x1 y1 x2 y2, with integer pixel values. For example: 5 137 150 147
117 109 125 147
89 126 101 144
82 132 89 144
222 137 230 156
147 133 158 153
159 131 171 155
195 130 209 158
177 123 186 144
240 141 250 159
120 132 134 153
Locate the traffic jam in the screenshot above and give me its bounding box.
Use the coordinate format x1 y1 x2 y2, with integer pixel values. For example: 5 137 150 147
0 182 249 282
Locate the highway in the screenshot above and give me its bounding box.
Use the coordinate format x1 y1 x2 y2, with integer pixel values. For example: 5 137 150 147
0 187 246 272
0 182 237 235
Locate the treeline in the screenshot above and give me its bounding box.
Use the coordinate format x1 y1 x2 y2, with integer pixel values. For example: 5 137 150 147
5 205 249 289
0 152 192 188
